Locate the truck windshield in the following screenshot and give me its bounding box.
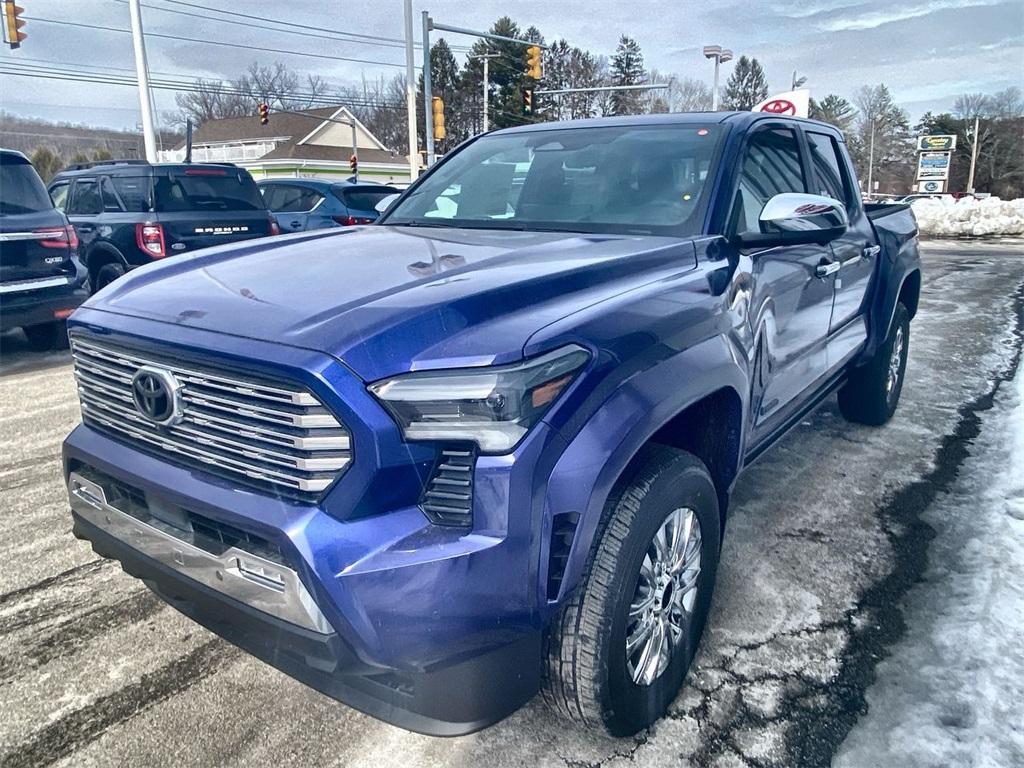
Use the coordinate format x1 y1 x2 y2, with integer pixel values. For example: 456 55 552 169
384 123 723 236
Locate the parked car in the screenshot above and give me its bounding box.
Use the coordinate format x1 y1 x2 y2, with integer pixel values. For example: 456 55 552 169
49 161 278 292
0 149 88 349
258 178 399 232
63 113 921 737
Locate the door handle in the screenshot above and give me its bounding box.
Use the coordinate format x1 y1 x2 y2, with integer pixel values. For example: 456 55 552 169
288 220 303 228
816 259 841 278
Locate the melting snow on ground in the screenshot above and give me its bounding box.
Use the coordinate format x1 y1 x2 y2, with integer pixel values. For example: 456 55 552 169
835 357 1024 766
912 197 1024 238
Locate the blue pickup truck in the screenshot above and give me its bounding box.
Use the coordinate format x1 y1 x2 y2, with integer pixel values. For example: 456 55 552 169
63 112 920 737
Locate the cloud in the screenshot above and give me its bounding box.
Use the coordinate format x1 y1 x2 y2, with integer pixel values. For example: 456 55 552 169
818 0 1006 31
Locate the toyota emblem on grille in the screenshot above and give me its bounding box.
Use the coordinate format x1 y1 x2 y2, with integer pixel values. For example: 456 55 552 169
131 366 182 425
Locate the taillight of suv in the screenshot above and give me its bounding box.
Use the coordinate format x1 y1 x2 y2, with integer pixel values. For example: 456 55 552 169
35 225 78 252
135 222 166 258
332 215 375 226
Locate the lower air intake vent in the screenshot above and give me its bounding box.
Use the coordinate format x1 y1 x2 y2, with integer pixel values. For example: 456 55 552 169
547 512 580 600
420 446 475 526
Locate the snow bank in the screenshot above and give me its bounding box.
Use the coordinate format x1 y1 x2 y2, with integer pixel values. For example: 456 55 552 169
911 196 1024 238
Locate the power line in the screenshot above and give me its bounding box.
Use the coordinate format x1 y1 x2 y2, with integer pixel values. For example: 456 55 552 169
0 63 408 111
22 16 411 68
125 0 471 52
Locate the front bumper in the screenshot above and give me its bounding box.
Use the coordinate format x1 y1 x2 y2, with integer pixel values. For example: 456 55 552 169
64 419 551 736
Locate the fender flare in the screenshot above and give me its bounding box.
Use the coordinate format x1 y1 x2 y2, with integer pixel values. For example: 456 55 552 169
538 334 748 612
84 243 129 279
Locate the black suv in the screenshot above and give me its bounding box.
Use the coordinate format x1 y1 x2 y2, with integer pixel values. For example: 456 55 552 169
49 161 278 291
0 149 88 349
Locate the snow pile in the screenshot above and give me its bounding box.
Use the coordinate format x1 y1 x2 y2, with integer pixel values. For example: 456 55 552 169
911 196 1024 238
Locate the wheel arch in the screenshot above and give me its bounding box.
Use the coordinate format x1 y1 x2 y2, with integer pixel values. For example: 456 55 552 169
540 337 748 612
85 243 128 284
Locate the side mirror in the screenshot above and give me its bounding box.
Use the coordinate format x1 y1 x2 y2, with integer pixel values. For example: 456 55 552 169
736 193 848 248
375 193 400 214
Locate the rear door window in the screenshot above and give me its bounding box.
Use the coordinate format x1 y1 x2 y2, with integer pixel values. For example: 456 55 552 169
153 170 265 212
806 131 850 206
101 178 123 212
68 179 102 216
110 176 152 212
263 184 322 212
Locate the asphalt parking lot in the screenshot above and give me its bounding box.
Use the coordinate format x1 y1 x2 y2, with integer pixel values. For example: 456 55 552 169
1 239 1022 768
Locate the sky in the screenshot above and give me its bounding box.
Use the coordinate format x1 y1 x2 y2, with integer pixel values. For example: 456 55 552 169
1 0 1022 131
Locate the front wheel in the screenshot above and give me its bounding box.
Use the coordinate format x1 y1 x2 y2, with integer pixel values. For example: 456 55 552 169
838 303 910 426
543 445 721 736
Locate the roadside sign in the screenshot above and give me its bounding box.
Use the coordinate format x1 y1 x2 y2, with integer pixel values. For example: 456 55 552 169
919 180 945 193
917 151 951 180
753 89 810 118
917 134 957 152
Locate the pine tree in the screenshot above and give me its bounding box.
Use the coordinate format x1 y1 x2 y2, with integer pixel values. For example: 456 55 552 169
809 94 857 131
609 36 646 115
721 56 768 111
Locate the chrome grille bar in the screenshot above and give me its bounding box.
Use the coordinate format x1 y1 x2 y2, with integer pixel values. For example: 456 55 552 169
70 332 351 498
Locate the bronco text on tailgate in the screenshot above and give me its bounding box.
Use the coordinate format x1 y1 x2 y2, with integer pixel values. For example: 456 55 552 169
63 112 921 736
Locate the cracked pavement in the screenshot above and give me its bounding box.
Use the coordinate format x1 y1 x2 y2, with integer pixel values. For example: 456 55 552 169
1 240 1022 767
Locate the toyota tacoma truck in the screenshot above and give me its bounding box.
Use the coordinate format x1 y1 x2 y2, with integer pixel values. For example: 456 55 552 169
63 112 920 737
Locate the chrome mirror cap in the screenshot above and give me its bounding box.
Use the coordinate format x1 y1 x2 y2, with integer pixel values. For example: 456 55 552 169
759 193 849 232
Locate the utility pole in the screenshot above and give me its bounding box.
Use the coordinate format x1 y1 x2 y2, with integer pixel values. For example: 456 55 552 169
470 53 500 133
867 119 876 197
403 0 418 180
127 0 157 162
967 114 980 193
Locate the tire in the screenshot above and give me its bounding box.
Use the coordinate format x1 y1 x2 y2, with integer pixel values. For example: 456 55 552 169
543 445 721 736
838 303 910 426
23 321 69 351
93 262 126 292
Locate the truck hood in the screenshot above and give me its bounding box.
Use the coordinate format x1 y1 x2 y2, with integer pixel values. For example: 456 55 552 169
87 226 697 381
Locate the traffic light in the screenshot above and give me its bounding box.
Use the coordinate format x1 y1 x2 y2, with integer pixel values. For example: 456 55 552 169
258 102 269 125
349 154 357 174
432 96 446 141
523 88 534 114
2 1 26 50
525 45 542 80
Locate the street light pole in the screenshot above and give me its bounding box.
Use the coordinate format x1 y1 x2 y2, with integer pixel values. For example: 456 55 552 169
403 0 418 180
967 114 980 193
470 53 500 133
127 0 157 162
703 46 733 111
422 11 435 167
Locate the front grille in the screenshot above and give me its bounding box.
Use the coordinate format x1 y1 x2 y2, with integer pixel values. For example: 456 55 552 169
70 332 351 500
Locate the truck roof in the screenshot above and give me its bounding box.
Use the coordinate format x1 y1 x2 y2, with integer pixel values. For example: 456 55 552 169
493 111 845 138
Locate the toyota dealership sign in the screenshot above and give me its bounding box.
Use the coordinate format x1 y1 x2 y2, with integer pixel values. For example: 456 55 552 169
753 89 810 118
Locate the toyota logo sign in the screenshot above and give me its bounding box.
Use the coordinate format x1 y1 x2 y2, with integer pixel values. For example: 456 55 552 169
131 366 182 425
760 99 796 115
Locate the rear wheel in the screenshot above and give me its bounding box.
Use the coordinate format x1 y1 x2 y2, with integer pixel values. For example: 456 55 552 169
23 321 69 351
543 445 721 736
838 303 910 425
93 262 125 292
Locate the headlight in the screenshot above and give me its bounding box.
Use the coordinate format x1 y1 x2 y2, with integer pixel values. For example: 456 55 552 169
368 344 590 453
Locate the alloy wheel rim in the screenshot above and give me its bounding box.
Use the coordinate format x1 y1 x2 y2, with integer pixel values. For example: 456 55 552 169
625 507 702 686
887 326 905 398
